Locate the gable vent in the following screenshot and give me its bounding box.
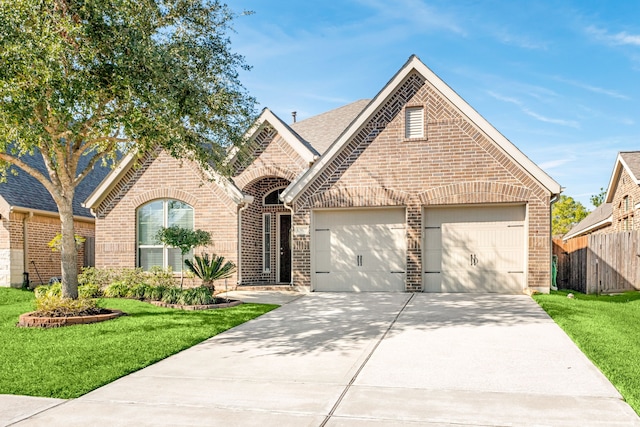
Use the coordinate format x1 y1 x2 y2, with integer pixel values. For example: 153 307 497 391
405 106 424 139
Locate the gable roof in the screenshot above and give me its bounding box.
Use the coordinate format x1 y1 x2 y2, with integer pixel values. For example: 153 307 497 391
84 150 251 212
605 151 640 203
282 55 562 204
236 108 319 164
291 99 371 154
563 202 612 240
0 151 111 219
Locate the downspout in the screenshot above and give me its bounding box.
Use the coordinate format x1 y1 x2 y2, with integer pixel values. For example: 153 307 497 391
22 211 33 287
283 201 295 286
237 198 251 287
549 193 561 291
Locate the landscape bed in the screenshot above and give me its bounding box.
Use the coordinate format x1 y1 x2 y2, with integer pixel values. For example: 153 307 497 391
0 288 277 398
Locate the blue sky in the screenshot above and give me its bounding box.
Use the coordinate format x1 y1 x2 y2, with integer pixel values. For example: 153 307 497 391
229 1 640 208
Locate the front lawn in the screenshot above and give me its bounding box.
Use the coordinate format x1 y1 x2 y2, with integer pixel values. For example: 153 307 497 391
0 288 277 398
534 290 640 415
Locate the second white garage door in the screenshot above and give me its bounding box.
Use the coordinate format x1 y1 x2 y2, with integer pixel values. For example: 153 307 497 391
423 205 526 293
313 208 406 292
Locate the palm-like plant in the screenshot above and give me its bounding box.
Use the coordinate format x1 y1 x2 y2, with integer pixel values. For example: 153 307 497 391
184 253 236 291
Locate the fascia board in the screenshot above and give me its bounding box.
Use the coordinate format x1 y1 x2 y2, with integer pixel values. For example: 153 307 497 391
83 151 137 210
605 155 640 204
283 55 562 203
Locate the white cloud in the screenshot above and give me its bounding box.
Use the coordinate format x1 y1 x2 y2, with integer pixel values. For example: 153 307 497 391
487 91 580 128
586 25 640 46
554 76 629 100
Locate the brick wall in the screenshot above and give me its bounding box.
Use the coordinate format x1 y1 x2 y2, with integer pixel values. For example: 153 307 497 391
2 212 94 286
292 71 553 291
611 168 640 231
94 150 239 283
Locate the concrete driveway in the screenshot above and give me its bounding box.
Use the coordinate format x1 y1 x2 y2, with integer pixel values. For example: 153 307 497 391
4 293 639 426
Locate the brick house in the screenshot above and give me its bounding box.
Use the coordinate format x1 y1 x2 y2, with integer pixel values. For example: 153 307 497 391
85 56 561 293
563 151 640 240
0 152 110 287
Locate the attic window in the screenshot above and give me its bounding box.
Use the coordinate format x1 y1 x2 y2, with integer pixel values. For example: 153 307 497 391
405 106 424 139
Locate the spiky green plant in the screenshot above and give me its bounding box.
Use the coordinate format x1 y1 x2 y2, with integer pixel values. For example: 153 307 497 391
184 253 236 292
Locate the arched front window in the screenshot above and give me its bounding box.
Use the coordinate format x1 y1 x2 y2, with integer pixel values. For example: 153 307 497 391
137 199 194 271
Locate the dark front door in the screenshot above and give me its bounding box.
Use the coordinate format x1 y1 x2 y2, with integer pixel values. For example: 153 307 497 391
279 214 292 283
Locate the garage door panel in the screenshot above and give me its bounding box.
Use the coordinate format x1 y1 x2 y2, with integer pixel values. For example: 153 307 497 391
314 209 406 292
315 272 405 292
424 205 526 293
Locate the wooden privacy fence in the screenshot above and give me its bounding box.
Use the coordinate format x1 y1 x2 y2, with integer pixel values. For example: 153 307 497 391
554 231 640 294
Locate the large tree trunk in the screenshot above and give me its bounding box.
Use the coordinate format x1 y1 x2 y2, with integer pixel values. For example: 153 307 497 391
58 197 78 299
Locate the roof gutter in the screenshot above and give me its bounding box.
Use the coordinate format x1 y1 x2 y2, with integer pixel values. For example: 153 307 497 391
9 206 95 223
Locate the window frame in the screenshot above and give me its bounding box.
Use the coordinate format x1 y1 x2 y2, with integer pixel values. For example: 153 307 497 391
263 213 272 273
263 187 287 206
137 199 194 272
405 105 426 139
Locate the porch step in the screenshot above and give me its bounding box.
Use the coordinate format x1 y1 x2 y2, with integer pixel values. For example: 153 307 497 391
235 284 311 293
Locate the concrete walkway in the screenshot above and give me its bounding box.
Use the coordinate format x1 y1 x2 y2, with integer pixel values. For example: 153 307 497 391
3 293 639 426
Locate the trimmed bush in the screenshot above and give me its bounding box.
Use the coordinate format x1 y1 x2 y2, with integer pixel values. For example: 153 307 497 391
79 283 102 299
34 283 62 299
103 281 130 298
35 295 102 317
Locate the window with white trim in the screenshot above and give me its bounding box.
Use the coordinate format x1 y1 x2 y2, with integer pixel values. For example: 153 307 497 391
137 199 194 272
263 213 271 272
405 106 424 139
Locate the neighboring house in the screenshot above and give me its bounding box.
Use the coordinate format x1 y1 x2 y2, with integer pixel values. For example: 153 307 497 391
0 152 110 287
85 55 562 294
564 151 640 240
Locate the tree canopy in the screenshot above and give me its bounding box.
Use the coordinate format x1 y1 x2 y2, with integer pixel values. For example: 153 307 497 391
0 0 256 297
590 187 607 208
552 195 589 236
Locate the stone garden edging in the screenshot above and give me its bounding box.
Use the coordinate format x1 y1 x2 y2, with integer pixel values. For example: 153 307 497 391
18 310 125 328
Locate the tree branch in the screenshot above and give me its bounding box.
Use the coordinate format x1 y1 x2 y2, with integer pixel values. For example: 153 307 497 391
0 152 57 196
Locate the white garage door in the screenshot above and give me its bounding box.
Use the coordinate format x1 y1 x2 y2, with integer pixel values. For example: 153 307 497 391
423 205 526 293
313 208 406 292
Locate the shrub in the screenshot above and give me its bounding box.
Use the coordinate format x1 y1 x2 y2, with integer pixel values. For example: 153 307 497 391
128 283 150 300
34 283 62 299
149 285 168 301
103 281 130 298
78 267 116 288
78 283 102 299
185 253 236 291
35 295 101 317
161 287 182 305
145 267 177 288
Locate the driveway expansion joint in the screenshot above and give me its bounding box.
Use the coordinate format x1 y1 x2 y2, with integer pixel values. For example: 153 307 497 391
319 293 414 427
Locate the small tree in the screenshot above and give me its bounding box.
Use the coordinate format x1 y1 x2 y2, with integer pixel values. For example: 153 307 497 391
156 226 211 288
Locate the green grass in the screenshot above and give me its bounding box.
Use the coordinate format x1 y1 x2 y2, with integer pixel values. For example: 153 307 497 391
534 290 640 415
0 288 277 398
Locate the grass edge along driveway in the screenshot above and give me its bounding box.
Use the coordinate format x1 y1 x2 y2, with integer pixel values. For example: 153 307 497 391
0 288 277 399
534 290 640 416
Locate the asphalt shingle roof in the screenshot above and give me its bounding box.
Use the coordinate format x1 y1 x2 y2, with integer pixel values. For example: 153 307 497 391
564 202 612 240
290 99 370 154
0 151 112 218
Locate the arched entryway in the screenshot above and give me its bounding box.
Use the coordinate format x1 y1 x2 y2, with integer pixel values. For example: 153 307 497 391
240 177 292 285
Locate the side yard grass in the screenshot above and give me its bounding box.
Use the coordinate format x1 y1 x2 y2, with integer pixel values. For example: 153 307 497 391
0 288 277 399
533 290 640 415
